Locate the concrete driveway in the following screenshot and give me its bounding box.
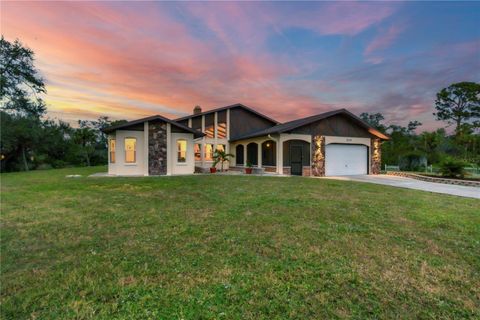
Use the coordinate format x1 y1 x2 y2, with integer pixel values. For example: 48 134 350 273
323 174 480 199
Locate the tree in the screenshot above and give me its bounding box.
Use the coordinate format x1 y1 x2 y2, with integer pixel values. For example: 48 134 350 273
407 120 422 133
213 150 234 172
359 112 387 132
434 82 480 136
1 37 47 171
1 36 46 118
73 121 98 167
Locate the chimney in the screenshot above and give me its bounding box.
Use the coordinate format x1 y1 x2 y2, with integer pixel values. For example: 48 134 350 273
193 105 202 115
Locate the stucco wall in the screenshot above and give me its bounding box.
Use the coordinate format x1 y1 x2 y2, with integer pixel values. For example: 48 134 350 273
108 130 145 176
170 132 195 175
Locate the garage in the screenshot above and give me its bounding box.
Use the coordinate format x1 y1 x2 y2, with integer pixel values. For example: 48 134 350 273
325 144 368 176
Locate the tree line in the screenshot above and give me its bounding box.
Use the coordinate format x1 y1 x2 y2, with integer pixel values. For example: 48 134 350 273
1 37 479 173
360 81 480 171
0 37 127 172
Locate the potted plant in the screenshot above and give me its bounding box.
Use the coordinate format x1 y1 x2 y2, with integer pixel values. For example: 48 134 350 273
210 163 217 173
245 162 253 174
212 150 235 172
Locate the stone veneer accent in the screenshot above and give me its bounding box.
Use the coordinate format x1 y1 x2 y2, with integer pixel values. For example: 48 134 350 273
311 135 325 176
371 138 381 174
148 121 167 175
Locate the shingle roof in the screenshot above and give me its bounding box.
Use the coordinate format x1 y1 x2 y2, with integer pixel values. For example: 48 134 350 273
102 114 205 138
230 108 389 141
175 103 279 124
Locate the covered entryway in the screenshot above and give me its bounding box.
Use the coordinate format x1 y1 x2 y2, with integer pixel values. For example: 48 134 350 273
325 144 368 176
290 145 303 175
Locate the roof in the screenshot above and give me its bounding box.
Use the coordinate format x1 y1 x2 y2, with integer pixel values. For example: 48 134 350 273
230 108 389 141
175 103 279 124
102 114 205 138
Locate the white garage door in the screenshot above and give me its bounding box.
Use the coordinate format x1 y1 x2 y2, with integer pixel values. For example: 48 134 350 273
325 144 368 176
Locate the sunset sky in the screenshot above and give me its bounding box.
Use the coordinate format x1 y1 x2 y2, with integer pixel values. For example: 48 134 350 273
2 1 479 130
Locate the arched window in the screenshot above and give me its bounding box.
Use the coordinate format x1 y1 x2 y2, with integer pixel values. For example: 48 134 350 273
261 140 276 166
247 143 258 166
177 139 187 163
236 145 244 165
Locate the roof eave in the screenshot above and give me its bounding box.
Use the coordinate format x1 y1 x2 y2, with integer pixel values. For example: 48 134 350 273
102 115 205 138
175 103 280 125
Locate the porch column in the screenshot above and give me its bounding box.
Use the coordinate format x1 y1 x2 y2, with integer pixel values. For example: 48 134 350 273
277 136 283 174
243 144 247 166
257 143 262 168
166 123 172 176
201 115 205 168
226 110 230 167
143 121 149 176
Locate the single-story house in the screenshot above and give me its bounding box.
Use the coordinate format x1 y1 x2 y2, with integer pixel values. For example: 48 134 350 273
102 103 389 176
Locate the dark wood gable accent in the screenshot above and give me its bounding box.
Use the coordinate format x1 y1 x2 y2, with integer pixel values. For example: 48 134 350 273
291 114 374 138
191 117 202 131
230 107 277 140
117 122 144 131
176 119 189 127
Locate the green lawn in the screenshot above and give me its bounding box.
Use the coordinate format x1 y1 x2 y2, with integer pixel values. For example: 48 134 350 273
1 167 479 319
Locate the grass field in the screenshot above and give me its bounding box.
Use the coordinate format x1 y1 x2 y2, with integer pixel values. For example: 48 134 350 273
1 167 479 319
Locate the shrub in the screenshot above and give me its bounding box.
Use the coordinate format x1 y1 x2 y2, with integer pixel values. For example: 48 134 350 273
438 158 466 178
398 152 427 171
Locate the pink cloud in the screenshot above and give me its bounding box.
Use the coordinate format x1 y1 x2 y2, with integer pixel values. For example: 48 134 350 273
5 1 350 123
291 2 397 36
365 24 406 63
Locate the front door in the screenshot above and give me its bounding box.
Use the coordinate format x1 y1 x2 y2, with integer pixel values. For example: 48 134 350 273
290 145 303 176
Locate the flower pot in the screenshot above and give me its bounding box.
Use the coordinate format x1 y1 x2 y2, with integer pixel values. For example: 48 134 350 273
210 167 217 173
245 168 253 174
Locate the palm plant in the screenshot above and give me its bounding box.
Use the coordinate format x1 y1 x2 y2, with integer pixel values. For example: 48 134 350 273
213 150 234 172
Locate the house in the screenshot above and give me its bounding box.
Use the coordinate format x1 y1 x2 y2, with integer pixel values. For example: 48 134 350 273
103 103 388 176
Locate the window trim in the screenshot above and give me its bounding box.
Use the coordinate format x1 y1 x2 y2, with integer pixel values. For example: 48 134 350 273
204 143 214 162
194 143 202 162
176 139 187 164
109 138 116 164
124 137 137 164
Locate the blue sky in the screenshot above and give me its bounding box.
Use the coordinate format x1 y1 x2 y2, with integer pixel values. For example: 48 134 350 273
3 1 480 130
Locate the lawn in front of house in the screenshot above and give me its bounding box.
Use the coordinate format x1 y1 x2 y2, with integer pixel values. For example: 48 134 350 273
1 167 479 319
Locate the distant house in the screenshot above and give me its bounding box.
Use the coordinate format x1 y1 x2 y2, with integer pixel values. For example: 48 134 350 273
102 103 388 176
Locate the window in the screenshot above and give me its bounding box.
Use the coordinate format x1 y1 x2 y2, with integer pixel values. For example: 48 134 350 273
204 143 214 161
125 138 136 163
109 139 116 163
216 144 225 152
177 139 187 163
217 110 227 139
194 144 201 161
217 122 227 139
